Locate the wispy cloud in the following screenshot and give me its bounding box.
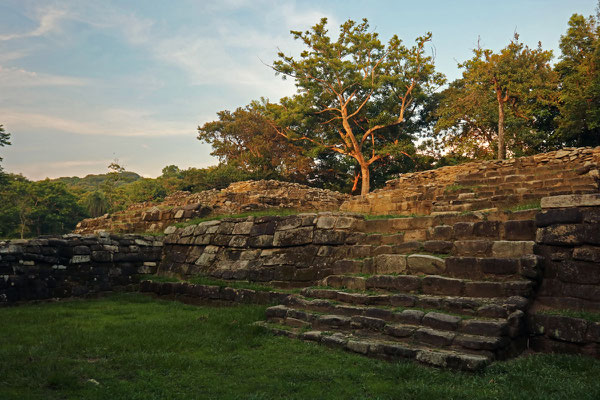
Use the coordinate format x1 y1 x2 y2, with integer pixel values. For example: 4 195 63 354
0 65 89 87
0 6 67 41
1 109 196 137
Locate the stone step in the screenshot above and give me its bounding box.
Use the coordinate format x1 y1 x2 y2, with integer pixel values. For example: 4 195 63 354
319 274 535 299
256 321 492 371
360 218 536 242
444 255 541 281
299 288 529 319
344 239 536 260
265 306 515 359
281 296 519 337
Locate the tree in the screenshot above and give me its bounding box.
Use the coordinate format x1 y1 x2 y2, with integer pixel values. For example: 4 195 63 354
198 104 314 183
555 10 600 147
0 175 85 238
435 35 558 159
0 124 11 176
268 18 445 195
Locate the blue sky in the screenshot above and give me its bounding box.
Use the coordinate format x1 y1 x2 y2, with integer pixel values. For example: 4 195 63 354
0 0 597 180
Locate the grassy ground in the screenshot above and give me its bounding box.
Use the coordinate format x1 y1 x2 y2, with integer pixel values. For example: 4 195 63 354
2 294 600 400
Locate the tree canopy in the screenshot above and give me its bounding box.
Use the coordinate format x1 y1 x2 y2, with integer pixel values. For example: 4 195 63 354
555 12 600 147
434 35 558 159
266 18 445 195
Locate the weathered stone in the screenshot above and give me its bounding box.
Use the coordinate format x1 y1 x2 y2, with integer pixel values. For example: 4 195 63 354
366 275 420 292
491 241 534 257
454 335 504 350
461 319 507 336
407 254 445 274
346 340 370 354
453 240 491 256
384 324 416 338
535 208 582 227
248 235 274 248
351 315 386 331
423 240 453 253
232 221 254 235
315 216 337 229
422 276 463 296
374 254 407 274
536 224 586 245
422 312 461 331
541 194 600 209
415 328 455 346
573 246 600 262
272 227 314 247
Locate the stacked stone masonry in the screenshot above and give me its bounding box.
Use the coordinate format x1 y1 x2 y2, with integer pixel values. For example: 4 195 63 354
342 147 600 215
75 180 349 234
252 210 542 370
0 233 162 303
528 194 600 357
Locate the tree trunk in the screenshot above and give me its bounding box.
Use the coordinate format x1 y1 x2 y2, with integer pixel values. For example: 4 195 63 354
360 164 370 196
497 99 506 160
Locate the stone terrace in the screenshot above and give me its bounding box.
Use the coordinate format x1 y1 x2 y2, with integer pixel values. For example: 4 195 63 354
341 147 600 215
75 180 349 234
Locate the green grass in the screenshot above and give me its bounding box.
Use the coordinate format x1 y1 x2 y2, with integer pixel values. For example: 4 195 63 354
444 184 480 193
173 208 302 228
505 200 542 212
537 309 600 323
1 294 600 400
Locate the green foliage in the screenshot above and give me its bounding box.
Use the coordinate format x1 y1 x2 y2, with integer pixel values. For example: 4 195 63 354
0 174 86 238
198 104 314 183
555 11 600 147
2 294 600 399
268 18 445 194
434 34 558 159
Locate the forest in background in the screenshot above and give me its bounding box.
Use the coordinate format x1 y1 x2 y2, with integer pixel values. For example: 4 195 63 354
0 8 598 238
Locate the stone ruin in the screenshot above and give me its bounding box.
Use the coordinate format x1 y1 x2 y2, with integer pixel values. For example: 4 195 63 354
74 180 349 234
3 146 600 371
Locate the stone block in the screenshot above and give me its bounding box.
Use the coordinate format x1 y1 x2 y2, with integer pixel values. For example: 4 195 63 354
315 216 337 229
422 276 463 296
541 194 600 208
556 260 600 284
453 240 491 256
503 220 536 240
535 208 582 227
422 312 461 331
313 230 346 245
423 240 453 253
250 221 276 236
453 222 474 238
414 328 455 346
573 246 600 262
374 254 407 274
248 235 274 248
429 225 453 241
533 314 589 343
72 246 91 255
273 227 314 247
461 320 507 336
473 221 500 238
536 224 586 246
407 254 445 274
366 275 420 292
491 241 534 257
232 221 254 235
276 217 303 231
384 325 416 338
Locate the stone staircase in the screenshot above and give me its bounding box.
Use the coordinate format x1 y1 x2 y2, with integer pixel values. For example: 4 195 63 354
259 213 542 371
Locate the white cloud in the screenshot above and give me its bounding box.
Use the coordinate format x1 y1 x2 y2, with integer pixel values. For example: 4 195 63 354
1 109 196 137
0 6 67 41
0 65 89 87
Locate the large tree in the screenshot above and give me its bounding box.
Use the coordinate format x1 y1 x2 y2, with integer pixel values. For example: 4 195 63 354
435 35 557 159
268 18 445 195
555 11 600 147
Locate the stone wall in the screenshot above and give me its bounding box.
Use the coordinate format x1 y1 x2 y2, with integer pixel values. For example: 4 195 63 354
158 213 366 286
75 180 349 234
528 194 600 357
342 147 600 215
0 233 162 303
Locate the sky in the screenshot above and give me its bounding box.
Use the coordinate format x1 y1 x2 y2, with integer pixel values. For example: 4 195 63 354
0 0 597 180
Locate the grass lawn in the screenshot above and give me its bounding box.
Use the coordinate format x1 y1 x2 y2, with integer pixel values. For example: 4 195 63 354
1 293 599 400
